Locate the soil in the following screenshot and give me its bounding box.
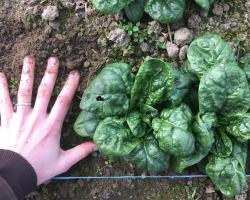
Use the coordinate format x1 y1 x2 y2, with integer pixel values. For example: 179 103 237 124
0 0 249 199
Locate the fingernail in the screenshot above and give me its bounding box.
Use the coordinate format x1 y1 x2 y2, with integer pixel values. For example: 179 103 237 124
24 55 35 65
69 70 80 78
48 57 59 67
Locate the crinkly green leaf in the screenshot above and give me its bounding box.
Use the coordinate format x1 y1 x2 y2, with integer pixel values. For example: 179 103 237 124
194 0 215 11
74 111 101 138
210 131 232 157
170 70 192 106
145 0 185 24
224 113 250 142
80 63 134 117
240 53 250 81
187 34 236 78
173 113 216 172
131 58 191 112
91 0 133 14
125 0 145 22
152 104 195 157
206 141 247 198
131 58 173 110
127 135 170 173
93 117 137 159
126 112 147 137
199 63 250 117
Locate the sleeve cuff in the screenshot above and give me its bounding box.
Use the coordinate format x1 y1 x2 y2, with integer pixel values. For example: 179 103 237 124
0 149 37 199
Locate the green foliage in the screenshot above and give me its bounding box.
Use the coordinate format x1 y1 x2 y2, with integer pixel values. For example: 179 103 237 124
91 0 134 13
194 0 215 11
125 0 145 22
75 34 250 197
118 22 153 44
206 141 247 197
91 0 215 23
152 104 195 157
187 34 236 78
144 0 185 24
240 53 250 81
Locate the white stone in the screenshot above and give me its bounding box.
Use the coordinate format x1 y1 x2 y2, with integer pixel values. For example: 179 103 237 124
174 28 193 46
166 42 179 59
42 6 59 21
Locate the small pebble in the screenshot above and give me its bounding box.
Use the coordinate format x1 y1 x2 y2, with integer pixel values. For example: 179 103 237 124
166 42 179 59
174 28 193 46
179 45 188 60
83 61 91 68
42 6 59 21
140 42 149 52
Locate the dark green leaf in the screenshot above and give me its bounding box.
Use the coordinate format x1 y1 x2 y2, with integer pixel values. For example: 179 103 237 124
239 53 250 81
194 0 215 11
173 112 216 172
93 117 137 159
210 131 232 157
199 63 250 117
152 104 195 157
126 112 147 137
91 0 134 14
127 135 170 173
187 34 236 78
74 110 101 138
206 141 247 197
224 113 250 142
145 0 185 24
125 0 145 22
80 63 134 117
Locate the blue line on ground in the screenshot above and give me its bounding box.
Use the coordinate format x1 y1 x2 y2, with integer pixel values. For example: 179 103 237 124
52 175 250 180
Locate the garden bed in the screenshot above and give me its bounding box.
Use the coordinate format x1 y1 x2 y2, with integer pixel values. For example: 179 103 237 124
0 0 250 199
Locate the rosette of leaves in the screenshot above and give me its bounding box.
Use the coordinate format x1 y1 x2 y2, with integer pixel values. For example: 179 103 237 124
74 34 250 197
74 58 192 173
91 0 215 23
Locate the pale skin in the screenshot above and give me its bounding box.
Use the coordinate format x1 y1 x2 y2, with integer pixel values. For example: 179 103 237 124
0 56 97 185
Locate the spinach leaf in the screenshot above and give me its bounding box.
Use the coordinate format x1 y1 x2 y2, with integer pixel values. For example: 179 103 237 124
93 117 137 159
131 58 191 111
240 53 250 81
125 0 145 22
130 58 173 110
199 63 250 117
173 113 216 172
80 63 134 117
126 135 170 173
224 113 250 142
194 0 215 11
144 0 185 24
210 131 232 157
126 112 147 137
152 104 195 157
91 0 134 13
187 34 236 78
74 110 101 138
206 141 247 197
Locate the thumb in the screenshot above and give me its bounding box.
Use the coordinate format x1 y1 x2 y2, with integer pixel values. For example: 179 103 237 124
59 142 97 172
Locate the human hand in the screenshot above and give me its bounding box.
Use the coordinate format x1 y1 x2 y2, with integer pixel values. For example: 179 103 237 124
0 56 96 185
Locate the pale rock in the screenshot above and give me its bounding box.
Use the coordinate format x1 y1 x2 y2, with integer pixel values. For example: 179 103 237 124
174 28 193 46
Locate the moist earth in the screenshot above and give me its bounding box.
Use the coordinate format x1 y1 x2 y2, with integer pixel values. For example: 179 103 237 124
0 0 249 199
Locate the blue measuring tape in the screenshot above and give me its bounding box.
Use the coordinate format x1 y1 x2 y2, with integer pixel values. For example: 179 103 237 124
53 175 250 180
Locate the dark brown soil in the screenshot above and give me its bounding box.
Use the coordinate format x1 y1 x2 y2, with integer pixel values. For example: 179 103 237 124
0 0 249 199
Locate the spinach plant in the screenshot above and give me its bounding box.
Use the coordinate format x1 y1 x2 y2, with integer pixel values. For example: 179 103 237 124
91 0 215 23
74 34 250 197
